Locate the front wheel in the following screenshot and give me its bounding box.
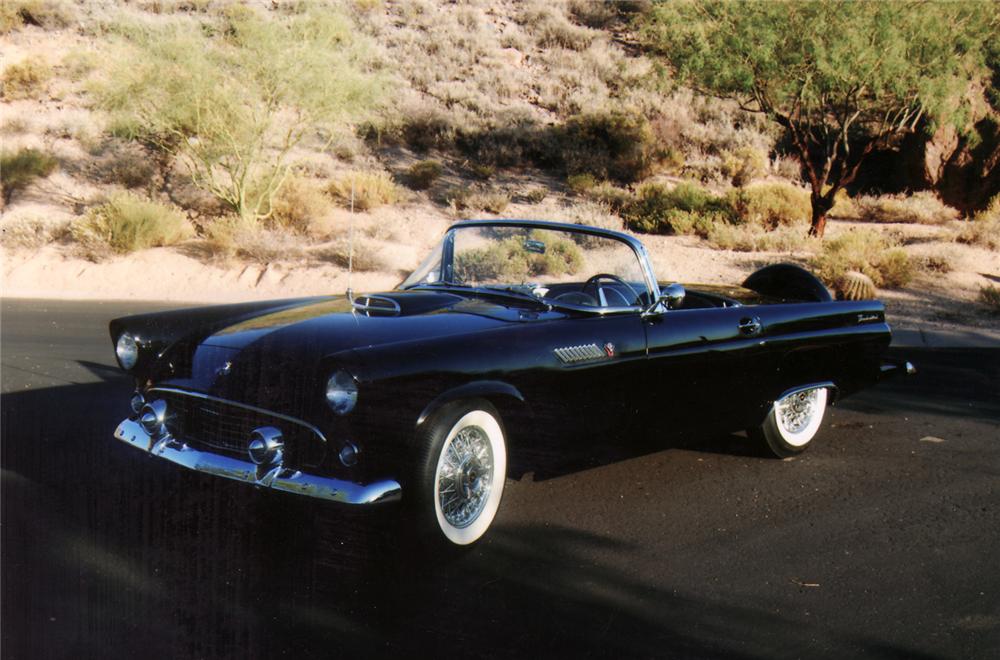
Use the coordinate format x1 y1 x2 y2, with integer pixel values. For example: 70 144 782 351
750 387 829 458
411 400 507 547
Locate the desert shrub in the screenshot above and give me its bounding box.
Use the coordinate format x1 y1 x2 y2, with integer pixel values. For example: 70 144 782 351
566 173 597 194
707 223 812 252
956 195 999 250
205 217 306 263
396 109 457 152
567 0 617 28
463 191 510 214
269 176 330 233
1 0 72 31
405 160 443 190
980 285 1000 313
328 170 400 211
532 200 623 233
854 192 959 225
560 110 659 183
1 148 58 204
587 181 632 213
89 140 158 189
520 4 594 51
812 230 915 289
1 57 52 100
72 193 193 259
720 146 768 186
727 182 811 228
455 234 582 282
523 187 548 203
917 252 954 273
98 7 384 223
0 215 70 248
621 182 729 234
469 163 496 181
311 239 387 271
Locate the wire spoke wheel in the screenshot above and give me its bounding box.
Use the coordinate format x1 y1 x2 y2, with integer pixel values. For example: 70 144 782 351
437 426 494 528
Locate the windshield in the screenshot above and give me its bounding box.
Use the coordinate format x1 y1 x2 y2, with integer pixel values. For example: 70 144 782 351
400 224 654 309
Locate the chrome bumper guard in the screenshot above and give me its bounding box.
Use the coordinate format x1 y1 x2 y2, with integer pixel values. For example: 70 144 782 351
114 418 401 505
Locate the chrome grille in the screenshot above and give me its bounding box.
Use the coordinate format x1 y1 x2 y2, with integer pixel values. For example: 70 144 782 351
153 389 325 467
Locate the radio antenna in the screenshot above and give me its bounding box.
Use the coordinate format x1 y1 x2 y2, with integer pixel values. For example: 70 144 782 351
346 179 355 301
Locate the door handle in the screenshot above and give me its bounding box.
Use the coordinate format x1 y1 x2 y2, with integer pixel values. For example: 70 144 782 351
738 316 762 336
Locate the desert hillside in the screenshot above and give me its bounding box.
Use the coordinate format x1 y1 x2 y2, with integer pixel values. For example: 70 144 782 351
1 0 998 330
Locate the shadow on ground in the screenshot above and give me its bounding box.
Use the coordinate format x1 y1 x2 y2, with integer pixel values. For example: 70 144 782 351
2 347 985 659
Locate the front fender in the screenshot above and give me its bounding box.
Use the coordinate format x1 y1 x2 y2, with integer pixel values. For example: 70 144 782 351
416 380 529 428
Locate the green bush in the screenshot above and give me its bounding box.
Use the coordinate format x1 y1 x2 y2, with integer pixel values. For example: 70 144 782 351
328 170 400 211
727 182 811 229
455 234 583 282
405 160 443 190
621 182 729 234
1 148 58 204
566 173 597 194
720 146 768 186
811 230 915 289
72 192 193 259
560 110 660 183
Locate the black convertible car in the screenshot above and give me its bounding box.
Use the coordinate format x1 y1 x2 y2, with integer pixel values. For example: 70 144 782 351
111 219 912 546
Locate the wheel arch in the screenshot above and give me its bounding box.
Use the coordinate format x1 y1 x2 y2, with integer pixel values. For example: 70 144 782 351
415 380 532 436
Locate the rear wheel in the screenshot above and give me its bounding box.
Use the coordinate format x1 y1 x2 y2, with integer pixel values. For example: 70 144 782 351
750 387 828 458
411 400 507 547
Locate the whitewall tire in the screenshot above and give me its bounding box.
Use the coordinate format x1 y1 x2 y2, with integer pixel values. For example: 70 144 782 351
751 386 829 458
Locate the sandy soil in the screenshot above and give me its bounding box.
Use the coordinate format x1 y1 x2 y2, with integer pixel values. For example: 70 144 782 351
3 217 998 336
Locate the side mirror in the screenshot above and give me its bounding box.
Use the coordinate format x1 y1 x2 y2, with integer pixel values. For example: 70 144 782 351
661 283 686 309
642 283 686 317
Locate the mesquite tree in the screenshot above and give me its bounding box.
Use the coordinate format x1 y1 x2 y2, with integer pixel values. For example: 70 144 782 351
641 0 993 237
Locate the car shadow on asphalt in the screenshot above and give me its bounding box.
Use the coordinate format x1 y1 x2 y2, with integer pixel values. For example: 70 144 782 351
1 362 960 659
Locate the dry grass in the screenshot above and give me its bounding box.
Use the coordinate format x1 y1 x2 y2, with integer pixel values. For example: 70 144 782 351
980 285 1000 313
530 200 624 233
854 191 959 225
0 215 70 249
812 229 915 289
269 176 331 234
453 190 511 215
205 217 307 263
328 170 401 211
72 193 193 259
405 160 443 190
727 182 811 228
707 223 813 253
1 0 73 32
956 195 999 250
311 239 388 272
1 57 52 100
89 140 159 190
1 148 58 204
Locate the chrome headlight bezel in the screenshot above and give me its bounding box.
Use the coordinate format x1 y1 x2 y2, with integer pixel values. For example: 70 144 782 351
115 332 139 370
325 369 358 415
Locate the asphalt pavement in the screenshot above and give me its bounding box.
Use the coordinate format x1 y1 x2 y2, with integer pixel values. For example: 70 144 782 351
1 298 998 659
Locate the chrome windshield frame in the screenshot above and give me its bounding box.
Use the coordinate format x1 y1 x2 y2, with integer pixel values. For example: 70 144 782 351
405 219 661 306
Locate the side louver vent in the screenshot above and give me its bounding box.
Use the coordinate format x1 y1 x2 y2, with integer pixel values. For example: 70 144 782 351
554 344 607 364
352 295 401 317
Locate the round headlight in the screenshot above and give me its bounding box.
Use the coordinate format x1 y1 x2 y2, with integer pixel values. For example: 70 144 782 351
116 332 139 370
326 370 358 415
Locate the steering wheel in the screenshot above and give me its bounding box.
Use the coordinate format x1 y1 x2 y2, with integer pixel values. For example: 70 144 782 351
582 273 641 307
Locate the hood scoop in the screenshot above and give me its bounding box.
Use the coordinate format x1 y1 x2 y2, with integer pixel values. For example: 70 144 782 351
352 295 401 317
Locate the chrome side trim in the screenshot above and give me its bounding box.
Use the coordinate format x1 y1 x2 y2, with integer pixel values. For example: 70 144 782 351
776 381 838 404
554 344 607 364
148 387 329 445
114 418 401 505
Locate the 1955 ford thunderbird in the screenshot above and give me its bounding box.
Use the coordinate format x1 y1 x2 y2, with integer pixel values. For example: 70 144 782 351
111 219 913 546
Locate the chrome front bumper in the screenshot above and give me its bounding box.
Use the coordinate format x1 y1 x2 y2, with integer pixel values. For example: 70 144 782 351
114 418 402 505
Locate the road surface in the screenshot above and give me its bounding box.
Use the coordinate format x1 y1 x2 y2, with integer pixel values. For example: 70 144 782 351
2 298 998 659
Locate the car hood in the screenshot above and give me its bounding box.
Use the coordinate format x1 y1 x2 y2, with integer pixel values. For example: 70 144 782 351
156 291 559 405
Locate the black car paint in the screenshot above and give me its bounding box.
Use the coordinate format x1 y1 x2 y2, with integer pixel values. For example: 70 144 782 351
112 282 891 486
